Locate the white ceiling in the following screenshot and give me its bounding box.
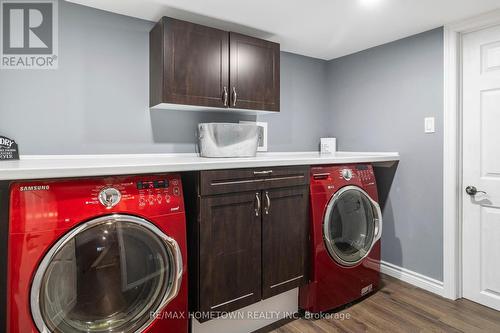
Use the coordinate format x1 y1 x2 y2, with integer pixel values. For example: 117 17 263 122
67 0 500 60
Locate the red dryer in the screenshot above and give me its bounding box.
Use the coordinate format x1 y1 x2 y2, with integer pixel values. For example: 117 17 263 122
299 164 382 313
8 174 188 333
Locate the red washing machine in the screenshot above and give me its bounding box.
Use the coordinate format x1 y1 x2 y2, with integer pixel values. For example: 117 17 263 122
7 174 188 333
299 164 382 313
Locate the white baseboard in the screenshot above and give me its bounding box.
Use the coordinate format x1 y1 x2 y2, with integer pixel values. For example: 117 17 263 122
380 261 445 297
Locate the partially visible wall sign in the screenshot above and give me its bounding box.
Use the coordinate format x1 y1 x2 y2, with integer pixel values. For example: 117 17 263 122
0 136 19 160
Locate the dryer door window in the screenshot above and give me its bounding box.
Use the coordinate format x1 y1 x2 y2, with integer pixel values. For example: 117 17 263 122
31 215 183 333
323 186 382 266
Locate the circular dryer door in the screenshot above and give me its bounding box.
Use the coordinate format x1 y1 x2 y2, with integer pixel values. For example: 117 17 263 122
31 214 183 333
323 186 382 267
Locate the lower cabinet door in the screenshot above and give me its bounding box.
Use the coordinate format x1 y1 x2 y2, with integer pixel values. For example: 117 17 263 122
262 186 309 298
199 192 262 315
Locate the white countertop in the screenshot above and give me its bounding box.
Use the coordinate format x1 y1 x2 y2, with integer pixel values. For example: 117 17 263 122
0 151 399 181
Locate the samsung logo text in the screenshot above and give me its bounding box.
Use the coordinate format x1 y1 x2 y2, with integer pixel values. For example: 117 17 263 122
20 185 50 191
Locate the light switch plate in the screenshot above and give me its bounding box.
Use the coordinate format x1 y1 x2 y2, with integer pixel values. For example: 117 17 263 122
424 117 435 133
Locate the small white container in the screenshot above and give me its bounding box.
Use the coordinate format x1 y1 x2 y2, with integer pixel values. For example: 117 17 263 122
320 138 337 155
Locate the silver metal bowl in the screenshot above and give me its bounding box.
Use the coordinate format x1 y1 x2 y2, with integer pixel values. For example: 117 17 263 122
198 123 259 158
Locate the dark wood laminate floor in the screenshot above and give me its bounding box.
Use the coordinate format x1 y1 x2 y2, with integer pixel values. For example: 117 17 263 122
272 275 500 333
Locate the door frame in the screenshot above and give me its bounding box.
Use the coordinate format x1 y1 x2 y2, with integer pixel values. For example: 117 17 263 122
443 9 500 300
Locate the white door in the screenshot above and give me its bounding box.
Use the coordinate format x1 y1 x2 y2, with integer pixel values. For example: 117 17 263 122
462 24 500 311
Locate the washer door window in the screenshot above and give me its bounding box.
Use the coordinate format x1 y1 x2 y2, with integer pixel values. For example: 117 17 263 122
323 186 382 266
31 215 183 333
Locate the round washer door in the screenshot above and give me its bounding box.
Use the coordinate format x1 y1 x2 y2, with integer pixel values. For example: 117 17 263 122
323 186 382 267
31 214 183 333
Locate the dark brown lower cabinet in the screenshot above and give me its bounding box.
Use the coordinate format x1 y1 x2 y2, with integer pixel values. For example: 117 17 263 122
184 167 310 321
199 192 262 313
262 187 309 299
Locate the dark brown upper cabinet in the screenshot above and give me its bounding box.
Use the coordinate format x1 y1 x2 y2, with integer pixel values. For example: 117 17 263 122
229 33 280 111
150 17 280 112
150 17 229 109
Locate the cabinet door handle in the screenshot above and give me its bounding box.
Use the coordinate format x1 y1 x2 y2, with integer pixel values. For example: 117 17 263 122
255 192 261 217
265 191 271 215
253 170 273 175
232 87 237 106
223 86 228 106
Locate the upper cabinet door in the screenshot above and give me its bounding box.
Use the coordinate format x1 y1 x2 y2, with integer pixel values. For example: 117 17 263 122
150 17 229 108
229 33 280 112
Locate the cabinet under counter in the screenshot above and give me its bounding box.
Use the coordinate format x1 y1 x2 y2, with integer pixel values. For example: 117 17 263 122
182 166 310 321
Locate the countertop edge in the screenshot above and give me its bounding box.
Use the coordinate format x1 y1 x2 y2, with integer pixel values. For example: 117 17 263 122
0 152 400 181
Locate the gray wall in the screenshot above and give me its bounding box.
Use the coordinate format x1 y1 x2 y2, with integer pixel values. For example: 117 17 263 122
258 52 329 151
0 1 329 155
326 28 444 281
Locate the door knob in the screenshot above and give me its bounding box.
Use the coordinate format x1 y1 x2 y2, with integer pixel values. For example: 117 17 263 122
465 186 487 196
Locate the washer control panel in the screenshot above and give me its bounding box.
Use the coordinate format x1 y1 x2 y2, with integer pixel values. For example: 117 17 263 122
135 176 183 212
341 168 353 181
136 179 168 190
98 187 122 208
311 165 375 190
356 165 375 184
86 174 184 214
11 174 185 234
